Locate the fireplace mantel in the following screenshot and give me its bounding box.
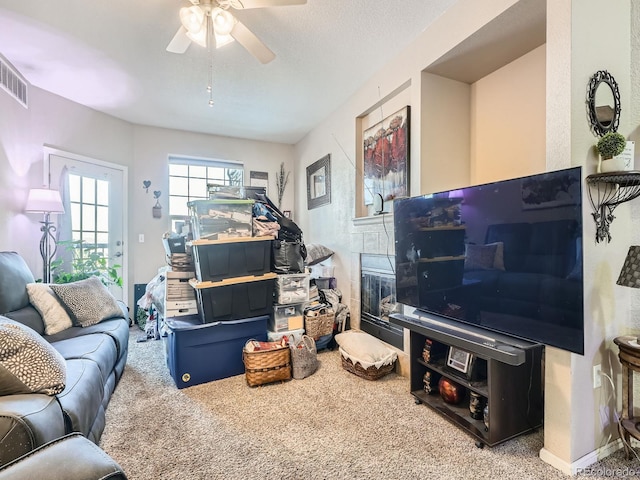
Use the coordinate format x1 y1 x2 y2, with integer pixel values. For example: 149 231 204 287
352 212 394 228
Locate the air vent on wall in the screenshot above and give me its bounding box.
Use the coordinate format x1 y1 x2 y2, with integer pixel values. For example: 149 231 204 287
0 56 28 108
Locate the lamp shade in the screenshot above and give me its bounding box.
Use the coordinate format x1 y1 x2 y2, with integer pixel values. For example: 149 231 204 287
617 246 640 288
25 188 65 214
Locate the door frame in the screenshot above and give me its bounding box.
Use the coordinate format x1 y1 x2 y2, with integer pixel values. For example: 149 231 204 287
43 145 129 305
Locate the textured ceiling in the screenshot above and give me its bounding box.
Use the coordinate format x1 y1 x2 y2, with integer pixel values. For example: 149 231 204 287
0 0 458 144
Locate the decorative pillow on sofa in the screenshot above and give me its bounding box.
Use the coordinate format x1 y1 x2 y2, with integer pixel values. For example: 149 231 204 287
486 241 506 270
50 277 122 328
464 243 498 271
0 316 66 396
26 283 73 335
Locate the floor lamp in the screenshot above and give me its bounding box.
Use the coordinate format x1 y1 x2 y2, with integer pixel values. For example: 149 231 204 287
25 188 65 283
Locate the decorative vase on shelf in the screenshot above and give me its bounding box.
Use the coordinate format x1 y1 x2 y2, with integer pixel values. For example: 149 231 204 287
598 154 632 174
438 377 466 405
596 133 631 173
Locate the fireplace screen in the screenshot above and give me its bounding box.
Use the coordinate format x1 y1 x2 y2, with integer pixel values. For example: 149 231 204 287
360 254 403 349
361 273 399 322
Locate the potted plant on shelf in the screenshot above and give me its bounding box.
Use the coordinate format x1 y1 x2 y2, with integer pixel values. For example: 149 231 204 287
596 131 628 173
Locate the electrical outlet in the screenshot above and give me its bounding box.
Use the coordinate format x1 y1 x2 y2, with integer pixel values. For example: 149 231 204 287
593 364 602 388
138 234 145 243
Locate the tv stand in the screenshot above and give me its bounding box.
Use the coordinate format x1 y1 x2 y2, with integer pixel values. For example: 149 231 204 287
390 312 543 447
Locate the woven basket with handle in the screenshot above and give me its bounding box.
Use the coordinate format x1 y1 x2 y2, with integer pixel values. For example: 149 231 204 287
304 307 334 339
243 343 291 387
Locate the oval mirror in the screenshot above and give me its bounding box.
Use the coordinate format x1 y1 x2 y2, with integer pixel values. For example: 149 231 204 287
587 70 621 137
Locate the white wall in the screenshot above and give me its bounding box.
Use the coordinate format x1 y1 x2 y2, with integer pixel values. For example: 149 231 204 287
471 45 546 183
294 0 523 310
0 85 134 273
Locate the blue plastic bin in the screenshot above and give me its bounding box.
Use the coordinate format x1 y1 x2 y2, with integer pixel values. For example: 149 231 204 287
165 314 267 388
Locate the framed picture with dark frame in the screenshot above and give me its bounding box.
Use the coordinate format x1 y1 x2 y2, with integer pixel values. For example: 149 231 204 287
307 154 331 210
363 105 410 205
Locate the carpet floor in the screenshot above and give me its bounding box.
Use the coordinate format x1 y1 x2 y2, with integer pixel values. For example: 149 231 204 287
100 328 639 479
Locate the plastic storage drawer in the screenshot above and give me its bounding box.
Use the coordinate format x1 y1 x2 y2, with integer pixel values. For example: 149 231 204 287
165 314 268 388
270 303 305 332
191 237 273 282
191 273 277 323
188 199 254 240
275 273 310 304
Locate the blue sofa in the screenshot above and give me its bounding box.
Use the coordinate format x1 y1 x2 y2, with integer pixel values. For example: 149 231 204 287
0 252 129 467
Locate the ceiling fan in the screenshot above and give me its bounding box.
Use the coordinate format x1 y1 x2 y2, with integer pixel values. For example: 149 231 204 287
166 0 307 64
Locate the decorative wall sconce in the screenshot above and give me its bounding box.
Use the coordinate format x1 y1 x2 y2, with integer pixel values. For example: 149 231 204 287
152 190 162 219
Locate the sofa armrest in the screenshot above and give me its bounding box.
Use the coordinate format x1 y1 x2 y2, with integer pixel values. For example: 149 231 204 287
117 300 131 326
0 394 67 467
0 433 128 480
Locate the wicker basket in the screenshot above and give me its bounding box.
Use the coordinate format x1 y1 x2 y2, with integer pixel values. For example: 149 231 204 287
340 353 396 381
290 335 318 380
304 307 334 339
243 344 291 387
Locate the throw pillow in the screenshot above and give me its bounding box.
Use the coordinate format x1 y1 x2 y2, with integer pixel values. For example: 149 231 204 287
305 244 334 266
0 316 66 396
486 242 506 270
26 283 73 335
464 244 498 271
50 277 122 327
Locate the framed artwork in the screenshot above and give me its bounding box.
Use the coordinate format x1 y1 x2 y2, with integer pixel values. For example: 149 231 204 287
363 105 410 205
249 171 269 194
521 169 581 210
307 154 331 210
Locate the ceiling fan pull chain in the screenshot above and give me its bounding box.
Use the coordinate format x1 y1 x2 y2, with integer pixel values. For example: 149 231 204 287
207 13 214 106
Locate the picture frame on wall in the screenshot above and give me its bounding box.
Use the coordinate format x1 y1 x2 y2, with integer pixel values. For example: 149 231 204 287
249 171 269 194
363 105 410 205
307 154 331 210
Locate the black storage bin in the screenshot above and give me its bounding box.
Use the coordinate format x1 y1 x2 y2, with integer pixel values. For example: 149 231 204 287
192 273 277 323
163 235 186 255
244 185 267 200
191 237 273 282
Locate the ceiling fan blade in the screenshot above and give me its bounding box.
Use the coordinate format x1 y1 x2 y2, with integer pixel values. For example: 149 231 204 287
231 21 275 64
166 26 192 54
229 0 306 9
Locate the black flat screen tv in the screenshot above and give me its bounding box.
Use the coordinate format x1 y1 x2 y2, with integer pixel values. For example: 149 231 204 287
393 167 584 354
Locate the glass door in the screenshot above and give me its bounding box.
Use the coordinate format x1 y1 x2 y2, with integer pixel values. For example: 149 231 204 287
46 150 127 303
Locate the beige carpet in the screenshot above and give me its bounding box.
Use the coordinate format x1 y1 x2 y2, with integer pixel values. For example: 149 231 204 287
100 328 638 479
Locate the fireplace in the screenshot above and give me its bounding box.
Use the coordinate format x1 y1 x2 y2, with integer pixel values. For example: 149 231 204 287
360 254 404 349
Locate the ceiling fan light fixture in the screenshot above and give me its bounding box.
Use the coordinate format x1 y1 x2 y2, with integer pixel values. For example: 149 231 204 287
180 6 205 34
211 7 236 36
215 33 235 48
186 28 208 48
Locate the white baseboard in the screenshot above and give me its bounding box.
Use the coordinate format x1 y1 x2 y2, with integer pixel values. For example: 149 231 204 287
540 439 622 476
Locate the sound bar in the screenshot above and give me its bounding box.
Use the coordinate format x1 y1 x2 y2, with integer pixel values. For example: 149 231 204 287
390 311 541 366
